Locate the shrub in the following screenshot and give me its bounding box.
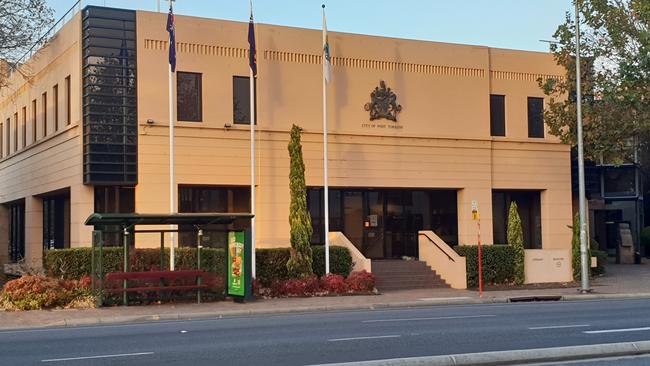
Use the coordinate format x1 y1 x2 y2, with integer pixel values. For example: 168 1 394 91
571 213 591 281
454 245 517 288
44 248 226 280
0 276 93 311
256 246 353 286
346 271 375 293
276 276 321 297
312 246 353 278
256 248 291 286
320 274 347 294
507 202 525 285
287 124 314 278
44 246 353 288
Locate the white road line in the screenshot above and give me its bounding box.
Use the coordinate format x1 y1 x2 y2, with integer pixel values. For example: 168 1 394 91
528 324 591 330
328 335 401 342
584 326 650 334
41 352 154 363
362 314 496 323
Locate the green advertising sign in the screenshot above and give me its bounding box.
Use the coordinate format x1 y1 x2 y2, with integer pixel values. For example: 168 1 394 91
227 231 245 297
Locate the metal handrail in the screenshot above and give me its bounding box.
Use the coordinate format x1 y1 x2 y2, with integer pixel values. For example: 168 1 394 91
418 232 455 262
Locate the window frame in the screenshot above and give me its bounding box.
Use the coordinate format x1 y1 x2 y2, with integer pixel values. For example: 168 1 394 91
232 75 257 125
13 112 18 152
176 71 203 122
42 92 47 138
527 97 545 138
53 84 59 132
21 106 26 148
489 94 506 137
31 99 37 142
65 75 71 126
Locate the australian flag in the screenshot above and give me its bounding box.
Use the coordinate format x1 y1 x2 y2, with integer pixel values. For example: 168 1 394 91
167 5 176 72
248 12 257 76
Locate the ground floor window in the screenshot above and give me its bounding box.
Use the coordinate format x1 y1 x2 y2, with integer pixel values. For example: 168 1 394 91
307 188 458 259
94 186 136 246
43 192 70 250
8 200 25 262
178 185 250 248
492 190 542 249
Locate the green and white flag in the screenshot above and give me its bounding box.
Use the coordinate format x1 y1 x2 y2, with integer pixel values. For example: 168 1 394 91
322 6 331 83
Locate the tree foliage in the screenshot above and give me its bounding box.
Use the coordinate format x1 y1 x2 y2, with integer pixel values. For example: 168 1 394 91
0 0 54 88
571 213 592 281
540 0 650 164
286 124 314 278
507 202 525 285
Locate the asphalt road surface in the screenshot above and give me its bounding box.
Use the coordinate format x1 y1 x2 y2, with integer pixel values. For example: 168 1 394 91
2 298 650 365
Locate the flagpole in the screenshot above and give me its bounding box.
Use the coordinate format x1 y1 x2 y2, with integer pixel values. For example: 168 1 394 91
168 0 176 271
249 0 257 279
322 4 330 274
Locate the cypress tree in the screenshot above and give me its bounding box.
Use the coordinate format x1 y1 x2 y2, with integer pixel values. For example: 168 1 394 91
286 124 314 278
507 201 525 285
571 213 591 281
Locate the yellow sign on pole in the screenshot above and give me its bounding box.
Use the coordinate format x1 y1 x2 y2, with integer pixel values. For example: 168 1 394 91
471 200 479 221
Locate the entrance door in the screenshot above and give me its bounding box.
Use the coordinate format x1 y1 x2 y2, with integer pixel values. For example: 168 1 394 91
363 191 384 259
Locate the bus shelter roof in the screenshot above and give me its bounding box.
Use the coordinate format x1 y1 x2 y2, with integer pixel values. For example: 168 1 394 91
84 213 254 227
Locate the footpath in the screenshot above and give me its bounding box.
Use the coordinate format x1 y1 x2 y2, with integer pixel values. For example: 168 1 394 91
1 262 650 331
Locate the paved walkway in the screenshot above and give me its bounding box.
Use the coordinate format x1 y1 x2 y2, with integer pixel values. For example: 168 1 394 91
2 262 650 331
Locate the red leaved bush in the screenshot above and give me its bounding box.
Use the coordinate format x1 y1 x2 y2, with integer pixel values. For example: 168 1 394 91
320 274 348 294
345 271 375 293
1 275 93 310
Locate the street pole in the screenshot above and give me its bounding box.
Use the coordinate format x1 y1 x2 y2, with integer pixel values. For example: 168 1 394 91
168 0 176 271
575 0 590 292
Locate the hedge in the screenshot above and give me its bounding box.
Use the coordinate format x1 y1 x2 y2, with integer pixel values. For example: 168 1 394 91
44 248 226 280
43 246 353 286
255 246 353 286
454 245 517 288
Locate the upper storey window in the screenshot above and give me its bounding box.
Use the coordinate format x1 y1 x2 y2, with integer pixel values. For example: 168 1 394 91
490 95 505 137
233 76 256 125
527 97 544 138
177 72 202 122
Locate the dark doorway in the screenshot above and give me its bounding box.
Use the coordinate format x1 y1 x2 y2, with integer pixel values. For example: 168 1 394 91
308 188 458 259
7 200 25 262
43 192 70 250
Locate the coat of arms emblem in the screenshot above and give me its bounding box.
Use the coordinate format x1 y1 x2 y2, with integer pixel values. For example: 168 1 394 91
364 80 402 122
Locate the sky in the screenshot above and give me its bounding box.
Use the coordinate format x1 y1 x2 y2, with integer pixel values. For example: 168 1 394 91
46 0 573 52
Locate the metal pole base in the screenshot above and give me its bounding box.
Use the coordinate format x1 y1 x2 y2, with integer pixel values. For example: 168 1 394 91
578 288 593 294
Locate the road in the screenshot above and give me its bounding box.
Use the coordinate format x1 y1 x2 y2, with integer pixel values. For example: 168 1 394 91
2 298 650 365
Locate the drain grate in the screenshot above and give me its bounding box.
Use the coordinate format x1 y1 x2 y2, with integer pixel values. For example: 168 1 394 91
508 295 562 302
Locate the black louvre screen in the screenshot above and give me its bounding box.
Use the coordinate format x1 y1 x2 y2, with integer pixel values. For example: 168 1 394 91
82 7 138 185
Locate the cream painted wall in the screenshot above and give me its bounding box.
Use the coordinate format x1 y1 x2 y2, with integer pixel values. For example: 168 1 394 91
0 14 89 262
134 11 571 251
0 9 573 264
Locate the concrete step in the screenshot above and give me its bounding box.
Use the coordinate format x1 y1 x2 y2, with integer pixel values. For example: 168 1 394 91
372 260 451 291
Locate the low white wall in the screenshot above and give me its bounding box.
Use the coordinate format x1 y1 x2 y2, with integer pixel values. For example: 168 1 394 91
418 231 467 289
524 249 572 284
329 232 372 273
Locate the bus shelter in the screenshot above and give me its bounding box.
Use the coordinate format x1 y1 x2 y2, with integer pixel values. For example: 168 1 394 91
84 213 254 306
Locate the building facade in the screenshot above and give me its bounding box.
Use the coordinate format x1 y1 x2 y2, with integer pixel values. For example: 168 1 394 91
0 7 572 279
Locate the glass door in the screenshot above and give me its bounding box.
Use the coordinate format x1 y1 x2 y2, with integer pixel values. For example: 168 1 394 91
363 191 384 259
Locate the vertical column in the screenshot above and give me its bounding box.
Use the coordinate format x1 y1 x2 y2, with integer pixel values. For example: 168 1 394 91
0 204 8 266
24 196 43 269
70 183 94 248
